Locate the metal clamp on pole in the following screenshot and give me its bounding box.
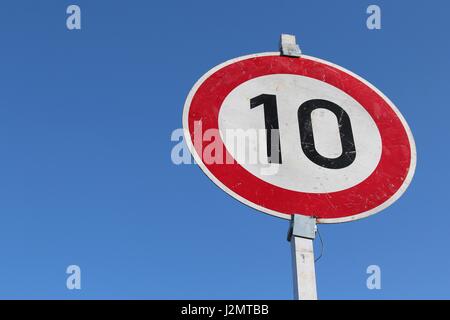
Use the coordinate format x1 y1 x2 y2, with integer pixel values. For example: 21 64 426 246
280 34 301 57
288 215 317 300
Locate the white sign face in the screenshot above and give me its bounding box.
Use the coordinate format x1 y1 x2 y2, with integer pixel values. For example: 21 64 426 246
183 52 416 223
219 74 382 193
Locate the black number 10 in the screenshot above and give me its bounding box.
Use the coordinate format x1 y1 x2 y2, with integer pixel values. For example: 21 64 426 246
250 94 356 169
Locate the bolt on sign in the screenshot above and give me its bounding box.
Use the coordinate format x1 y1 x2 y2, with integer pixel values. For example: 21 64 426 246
183 47 416 224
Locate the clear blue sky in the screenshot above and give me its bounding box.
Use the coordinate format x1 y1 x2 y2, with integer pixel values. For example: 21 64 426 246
0 0 448 299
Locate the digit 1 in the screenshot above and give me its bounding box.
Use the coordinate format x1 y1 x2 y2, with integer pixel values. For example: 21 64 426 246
250 94 282 164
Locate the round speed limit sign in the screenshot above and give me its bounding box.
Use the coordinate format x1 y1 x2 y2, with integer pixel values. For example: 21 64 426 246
183 52 416 223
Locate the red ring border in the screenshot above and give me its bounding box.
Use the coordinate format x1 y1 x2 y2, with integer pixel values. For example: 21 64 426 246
187 54 412 220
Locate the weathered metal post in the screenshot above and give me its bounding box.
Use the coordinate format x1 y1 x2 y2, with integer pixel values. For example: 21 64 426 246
287 215 317 300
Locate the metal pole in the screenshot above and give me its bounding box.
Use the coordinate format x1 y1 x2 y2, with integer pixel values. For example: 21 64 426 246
280 34 301 57
287 215 317 300
281 34 318 300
